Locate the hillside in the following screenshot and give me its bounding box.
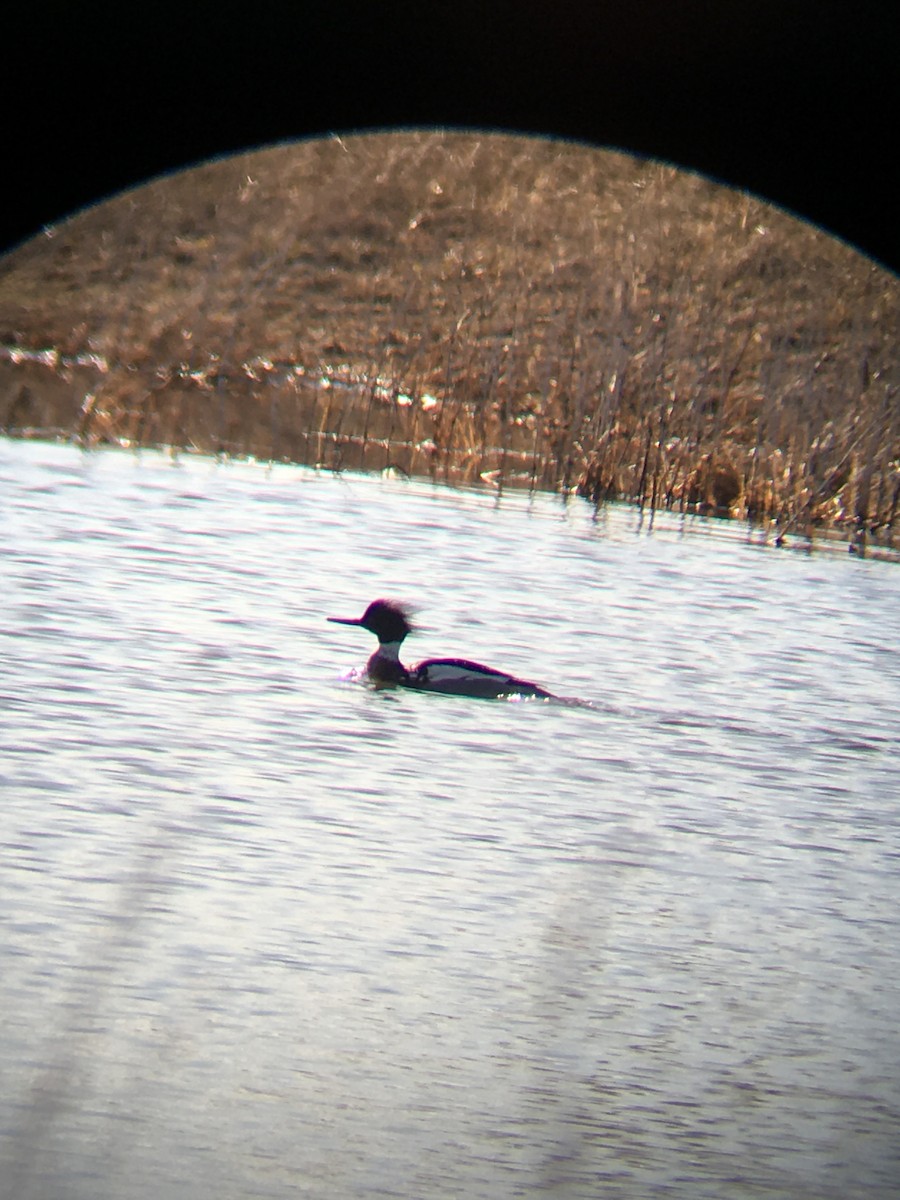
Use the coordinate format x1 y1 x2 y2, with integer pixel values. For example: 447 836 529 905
1 131 897 546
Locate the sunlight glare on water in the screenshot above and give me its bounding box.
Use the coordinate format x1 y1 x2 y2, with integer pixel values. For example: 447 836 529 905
1 438 899 1199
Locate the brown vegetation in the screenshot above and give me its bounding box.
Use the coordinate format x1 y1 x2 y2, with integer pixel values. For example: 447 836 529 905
1 131 897 548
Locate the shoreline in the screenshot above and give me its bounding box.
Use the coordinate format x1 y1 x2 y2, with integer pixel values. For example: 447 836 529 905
1 132 897 550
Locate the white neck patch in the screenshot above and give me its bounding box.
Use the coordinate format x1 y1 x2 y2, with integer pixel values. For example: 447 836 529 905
377 641 403 662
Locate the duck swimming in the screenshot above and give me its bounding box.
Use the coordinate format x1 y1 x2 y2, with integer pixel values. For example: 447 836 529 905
328 599 553 699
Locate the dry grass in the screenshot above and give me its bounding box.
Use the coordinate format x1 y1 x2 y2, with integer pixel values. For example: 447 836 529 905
1 130 897 549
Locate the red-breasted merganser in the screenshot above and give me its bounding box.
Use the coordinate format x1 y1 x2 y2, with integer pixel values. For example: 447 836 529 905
328 599 554 699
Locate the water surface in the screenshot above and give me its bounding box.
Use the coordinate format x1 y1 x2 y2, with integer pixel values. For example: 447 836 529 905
1 439 898 1199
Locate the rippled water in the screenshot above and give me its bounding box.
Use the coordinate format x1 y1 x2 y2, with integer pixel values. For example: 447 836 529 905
1 437 899 1199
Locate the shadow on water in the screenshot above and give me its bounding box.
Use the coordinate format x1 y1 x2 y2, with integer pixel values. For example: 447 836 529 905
1 834 181 1198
